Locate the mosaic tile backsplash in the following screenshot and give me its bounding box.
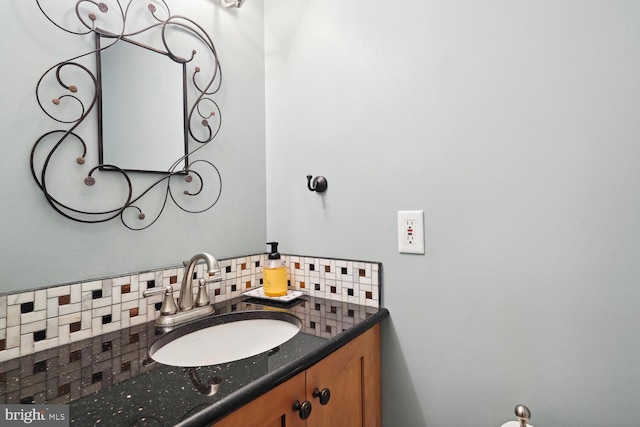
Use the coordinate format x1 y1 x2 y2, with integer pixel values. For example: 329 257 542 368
0 254 381 362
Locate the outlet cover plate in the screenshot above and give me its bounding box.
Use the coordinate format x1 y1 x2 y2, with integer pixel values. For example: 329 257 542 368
398 210 425 254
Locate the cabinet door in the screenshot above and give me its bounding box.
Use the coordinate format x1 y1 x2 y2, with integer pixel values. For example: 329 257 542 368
212 371 307 427
305 325 381 427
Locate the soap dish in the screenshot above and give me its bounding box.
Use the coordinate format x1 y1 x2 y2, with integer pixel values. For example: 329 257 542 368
242 287 306 302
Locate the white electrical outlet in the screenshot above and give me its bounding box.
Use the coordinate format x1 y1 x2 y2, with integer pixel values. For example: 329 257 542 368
398 210 425 254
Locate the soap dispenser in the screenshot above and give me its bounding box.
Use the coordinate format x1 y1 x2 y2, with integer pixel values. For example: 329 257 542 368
263 242 288 297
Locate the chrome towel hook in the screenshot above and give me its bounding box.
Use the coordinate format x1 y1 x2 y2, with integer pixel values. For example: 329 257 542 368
307 175 328 193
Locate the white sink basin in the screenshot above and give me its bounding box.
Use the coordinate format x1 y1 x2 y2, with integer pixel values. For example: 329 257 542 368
149 310 302 367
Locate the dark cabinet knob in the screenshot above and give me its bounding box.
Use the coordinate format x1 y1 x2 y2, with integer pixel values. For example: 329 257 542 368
313 387 331 405
292 400 312 420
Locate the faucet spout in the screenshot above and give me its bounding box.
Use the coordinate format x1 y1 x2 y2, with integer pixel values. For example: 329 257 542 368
179 252 220 311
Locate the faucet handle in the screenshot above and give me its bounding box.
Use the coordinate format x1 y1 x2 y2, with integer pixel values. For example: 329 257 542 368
143 285 178 316
515 404 531 427
195 279 210 307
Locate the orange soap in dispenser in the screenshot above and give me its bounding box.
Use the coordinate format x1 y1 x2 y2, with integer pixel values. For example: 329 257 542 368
263 242 288 297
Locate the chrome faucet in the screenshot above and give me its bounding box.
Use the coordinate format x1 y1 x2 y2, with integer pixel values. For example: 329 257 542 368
179 252 220 310
143 252 221 331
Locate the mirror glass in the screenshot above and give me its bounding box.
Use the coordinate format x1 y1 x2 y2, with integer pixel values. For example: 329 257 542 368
97 36 187 173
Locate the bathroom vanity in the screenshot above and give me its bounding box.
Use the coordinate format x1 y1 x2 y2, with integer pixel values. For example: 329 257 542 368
213 323 381 426
0 295 388 426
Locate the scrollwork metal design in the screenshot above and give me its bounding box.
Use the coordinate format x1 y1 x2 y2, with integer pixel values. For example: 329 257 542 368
32 0 223 230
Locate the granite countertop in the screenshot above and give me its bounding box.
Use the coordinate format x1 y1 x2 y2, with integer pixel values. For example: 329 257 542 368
0 295 389 427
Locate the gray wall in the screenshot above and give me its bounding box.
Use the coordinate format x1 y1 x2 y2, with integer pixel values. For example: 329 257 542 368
265 1 640 426
0 1 267 292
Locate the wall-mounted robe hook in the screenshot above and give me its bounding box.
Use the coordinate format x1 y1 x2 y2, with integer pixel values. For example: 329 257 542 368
307 175 328 193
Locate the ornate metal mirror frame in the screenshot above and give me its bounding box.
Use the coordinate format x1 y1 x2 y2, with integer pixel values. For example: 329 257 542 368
32 0 223 230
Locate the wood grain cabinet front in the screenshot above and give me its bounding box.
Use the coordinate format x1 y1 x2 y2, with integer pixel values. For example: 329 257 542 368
212 324 382 427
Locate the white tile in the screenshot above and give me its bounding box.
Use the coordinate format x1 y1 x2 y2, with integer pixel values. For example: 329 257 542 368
8 291 34 305
0 295 6 317
47 298 59 318
92 296 113 308
371 274 379 285
92 306 112 318
347 295 360 305
163 268 179 279
121 312 130 328
81 292 92 311
112 276 131 287
121 300 138 310
34 290 47 311
34 337 60 352
359 293 367 306
91 317 103 336
0 348 21 362
81 280 102 291
112 285 121 304
358 277 372 285
58 324 70 345
70 284 82 303
59 302 81 316
130 275 139 293
121 291 138 303
20 333 34 355
58 312 82 326
130 315 146 326
102 321 122 334
139 271 155 282
365 299 378 308
6 326 20 348
47 285 71 298
81 310 91 329
47 318 59 339
329 293 342 302
69 328 92 342
21 310 46 325
365 264 372 278
102 280 112 297
22 319 47 334
7 305 20 327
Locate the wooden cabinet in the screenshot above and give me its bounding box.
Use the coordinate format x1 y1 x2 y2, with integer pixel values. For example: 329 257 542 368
212 371 307 427
213 324 381 427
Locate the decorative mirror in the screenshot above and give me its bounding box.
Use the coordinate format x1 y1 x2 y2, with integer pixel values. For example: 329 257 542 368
32 0 223 229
